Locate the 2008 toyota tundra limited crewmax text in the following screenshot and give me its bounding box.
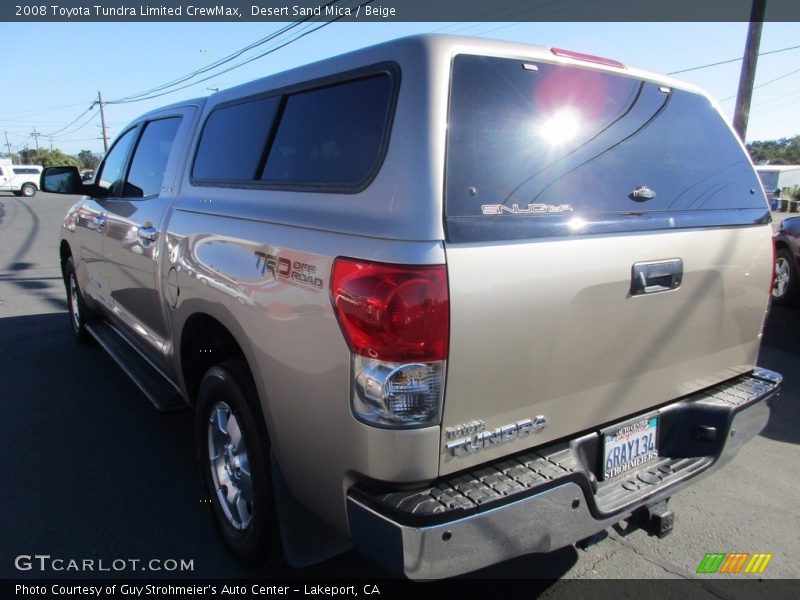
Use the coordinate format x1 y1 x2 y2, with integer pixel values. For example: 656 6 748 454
42 35 782 579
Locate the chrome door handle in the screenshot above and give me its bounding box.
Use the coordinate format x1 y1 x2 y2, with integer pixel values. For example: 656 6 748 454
93 215 106 229
137 226 158 242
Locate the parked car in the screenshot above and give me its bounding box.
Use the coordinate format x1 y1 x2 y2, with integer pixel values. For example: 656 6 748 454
773 216 800 305
41 35 781 579
0 163 42 197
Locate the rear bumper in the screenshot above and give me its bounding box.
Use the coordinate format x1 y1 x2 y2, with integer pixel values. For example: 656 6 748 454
346 368 781 579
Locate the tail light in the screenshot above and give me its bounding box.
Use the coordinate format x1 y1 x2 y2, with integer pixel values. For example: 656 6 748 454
331 258 449 428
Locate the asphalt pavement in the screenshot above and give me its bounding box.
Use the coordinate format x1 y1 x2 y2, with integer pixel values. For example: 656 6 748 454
0 192 797 591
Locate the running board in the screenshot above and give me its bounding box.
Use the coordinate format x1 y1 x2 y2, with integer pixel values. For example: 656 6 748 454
86 321 186 412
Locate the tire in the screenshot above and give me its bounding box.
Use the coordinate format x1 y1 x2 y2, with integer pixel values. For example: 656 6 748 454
64 256 93 344
773 247 800 306
20 183 36 197
196 360 281 568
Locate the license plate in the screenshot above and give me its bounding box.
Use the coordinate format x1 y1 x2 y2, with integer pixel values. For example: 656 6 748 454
601 415 659 480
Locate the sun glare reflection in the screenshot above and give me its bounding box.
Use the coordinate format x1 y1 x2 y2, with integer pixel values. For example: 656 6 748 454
539 110 582 146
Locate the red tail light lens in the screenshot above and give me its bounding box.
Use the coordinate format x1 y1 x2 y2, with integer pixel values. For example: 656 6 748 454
331 258 449 362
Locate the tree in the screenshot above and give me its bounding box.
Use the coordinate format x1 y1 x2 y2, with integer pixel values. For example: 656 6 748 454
77 149 100 171
18 148 81 168
747 136 800 165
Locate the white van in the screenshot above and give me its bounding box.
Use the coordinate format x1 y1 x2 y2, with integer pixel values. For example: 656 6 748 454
0 163 43 196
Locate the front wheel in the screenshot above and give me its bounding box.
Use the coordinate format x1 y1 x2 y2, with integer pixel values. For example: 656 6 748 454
20 183 36 197
64 256 93 344
196 360 281 568
773 247 799 306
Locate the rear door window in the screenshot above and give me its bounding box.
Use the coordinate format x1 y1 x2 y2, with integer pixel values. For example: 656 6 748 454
445 54 768 242
191 68 397 192
261 74 394 187
193 96 281 181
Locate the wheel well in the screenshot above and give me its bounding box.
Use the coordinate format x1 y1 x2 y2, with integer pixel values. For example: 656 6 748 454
180 314 247 405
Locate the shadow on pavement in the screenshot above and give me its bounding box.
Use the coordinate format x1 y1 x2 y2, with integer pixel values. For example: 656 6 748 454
759 304 799 446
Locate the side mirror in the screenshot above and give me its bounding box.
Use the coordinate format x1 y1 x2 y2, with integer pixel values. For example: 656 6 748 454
40 166 86 195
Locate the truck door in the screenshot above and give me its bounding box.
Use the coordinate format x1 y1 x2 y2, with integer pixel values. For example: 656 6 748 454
73 127 139 310
0 166 9 191
101 107 194 369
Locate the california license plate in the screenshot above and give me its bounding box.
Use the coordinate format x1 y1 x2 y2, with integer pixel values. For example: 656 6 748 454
601 415 659 480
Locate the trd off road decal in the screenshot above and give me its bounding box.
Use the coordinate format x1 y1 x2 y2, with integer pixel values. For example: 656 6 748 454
254 250 324 290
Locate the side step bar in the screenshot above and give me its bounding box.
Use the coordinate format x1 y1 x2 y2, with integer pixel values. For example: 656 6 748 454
86 320 186 412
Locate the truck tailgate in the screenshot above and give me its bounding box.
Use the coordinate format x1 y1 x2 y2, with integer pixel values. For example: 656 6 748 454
440 225 773 474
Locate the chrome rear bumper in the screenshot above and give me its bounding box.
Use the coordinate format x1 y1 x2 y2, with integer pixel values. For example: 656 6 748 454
346 368 781 579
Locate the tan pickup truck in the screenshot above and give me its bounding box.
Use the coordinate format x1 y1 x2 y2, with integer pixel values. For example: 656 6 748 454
42 35 781 579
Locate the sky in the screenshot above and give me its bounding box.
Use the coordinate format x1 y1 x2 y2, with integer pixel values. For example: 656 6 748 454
1 20 799 157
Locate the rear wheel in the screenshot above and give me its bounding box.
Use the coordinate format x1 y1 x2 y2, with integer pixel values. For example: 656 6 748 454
64 256 93 344
20 183 36 197
196 360 281 568
773 247 799 306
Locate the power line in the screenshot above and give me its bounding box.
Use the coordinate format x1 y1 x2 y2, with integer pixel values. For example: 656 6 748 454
0 7 341 144
736 66 800 99
50 111 100 140
106 8 355 105
0 101 92 117
109 21 310 103
40 105 95 137
10 1 364 148
109 1 344 104
668 43 800 75
752 96 800 117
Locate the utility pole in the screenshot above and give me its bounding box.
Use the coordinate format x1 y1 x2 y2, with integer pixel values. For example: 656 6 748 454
733 0 767 141
31 125 40 154
3 131 13 163
95 91 109 153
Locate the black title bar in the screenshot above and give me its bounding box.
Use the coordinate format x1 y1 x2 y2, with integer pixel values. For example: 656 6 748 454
4 0 800 22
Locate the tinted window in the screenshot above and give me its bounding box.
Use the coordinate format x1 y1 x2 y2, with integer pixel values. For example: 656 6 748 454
125 117 181 198
261 74 393 186
193 96 281 180
13 168 40 175
446 55 767 241
96 128 138 196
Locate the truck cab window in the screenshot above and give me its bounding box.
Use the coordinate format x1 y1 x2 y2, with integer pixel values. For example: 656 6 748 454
125 117 181 198
95 128 137 196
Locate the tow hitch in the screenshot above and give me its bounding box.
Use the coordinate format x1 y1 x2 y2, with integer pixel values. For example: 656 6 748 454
636 501 675 538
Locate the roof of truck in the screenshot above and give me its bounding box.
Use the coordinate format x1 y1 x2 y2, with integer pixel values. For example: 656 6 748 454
210 33 707 105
